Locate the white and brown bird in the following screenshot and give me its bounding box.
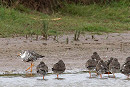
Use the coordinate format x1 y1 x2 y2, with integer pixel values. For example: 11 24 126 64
85 57 98 77
120 57 130 79
96 60 108 78
18 50 45 75
36 61 48 80
109 58 120 78
52 60 66 79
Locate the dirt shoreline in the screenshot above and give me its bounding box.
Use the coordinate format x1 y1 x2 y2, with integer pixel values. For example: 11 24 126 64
0 32 130 74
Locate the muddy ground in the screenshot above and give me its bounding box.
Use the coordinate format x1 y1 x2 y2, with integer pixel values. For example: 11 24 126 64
0 32 130 74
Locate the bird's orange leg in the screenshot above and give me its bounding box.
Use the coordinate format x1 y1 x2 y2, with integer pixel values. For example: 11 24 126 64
26 66 31 71
43 76 44 80
108 72 110 77
113 73 115 78
30 62 33 76
89 71 91 78
100 74 102 78
25 62 34 76
25 62 34 71
31 63 34 66
57 74 59 78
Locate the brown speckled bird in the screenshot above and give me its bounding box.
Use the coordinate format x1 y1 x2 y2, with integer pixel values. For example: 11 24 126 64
52 60 66 78
125 57 130 62
85 57 98 77
120 57 130 79
109 58 120 78
36 61 48 80
96 60 108 78
105 57 114 76
91 52 101 61
105 57 114 69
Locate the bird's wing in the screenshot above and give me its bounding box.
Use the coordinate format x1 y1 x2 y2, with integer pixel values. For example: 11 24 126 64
44 65 48 72
36 64 40 70
30 51 44 58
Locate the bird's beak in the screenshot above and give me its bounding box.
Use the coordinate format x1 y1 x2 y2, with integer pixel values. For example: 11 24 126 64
17 53 21 56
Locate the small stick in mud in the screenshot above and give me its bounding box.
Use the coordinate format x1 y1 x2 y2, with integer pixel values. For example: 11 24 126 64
120 42 124 52
66 37 69 44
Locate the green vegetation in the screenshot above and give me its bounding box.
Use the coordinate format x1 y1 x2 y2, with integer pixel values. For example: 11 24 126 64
41 21 49 40
0 0 129 38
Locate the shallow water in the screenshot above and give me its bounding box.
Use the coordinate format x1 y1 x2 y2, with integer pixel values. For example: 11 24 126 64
0 73 130 87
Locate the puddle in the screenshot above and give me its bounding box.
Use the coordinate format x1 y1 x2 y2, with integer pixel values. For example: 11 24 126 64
0 72 130 87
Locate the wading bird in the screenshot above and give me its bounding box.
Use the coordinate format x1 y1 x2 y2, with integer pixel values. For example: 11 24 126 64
120 57 130 79
36 61 48 80
52 60 66 79
86 57 98 77
18 50 44 75
105 57 114 76
96 60 108 78
109 58 120 78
